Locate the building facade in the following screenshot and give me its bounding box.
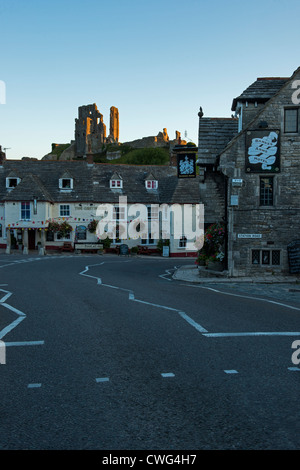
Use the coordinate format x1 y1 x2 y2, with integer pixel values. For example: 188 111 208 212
0 160 201 257
198 66 300 276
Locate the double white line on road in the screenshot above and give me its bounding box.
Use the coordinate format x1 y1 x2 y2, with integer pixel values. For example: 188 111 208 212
79 263 300 339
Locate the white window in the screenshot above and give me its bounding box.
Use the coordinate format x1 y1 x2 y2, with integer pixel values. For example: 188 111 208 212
141 234 155 245
6 177 20 189
179 236 187 248
56 231 71 241
146 180 158 189
113 206 126 220
60 205 70 217
110 179 123 189
59 178 73 190
20 202 31 220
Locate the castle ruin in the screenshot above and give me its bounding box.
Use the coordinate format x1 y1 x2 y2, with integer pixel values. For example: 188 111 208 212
75 103 119 157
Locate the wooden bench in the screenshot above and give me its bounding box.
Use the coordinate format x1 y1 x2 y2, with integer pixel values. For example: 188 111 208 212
74 243 103 254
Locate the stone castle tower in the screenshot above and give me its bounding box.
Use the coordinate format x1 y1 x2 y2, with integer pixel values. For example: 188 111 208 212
75 103 119 157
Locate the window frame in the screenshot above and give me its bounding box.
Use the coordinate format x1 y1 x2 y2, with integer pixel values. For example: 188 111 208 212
179 236 187 248
110 179 123 189
145 180 158 190
260 176 274 206
251 249 281 266
59 178 73 191
284 107 299 133
59 204 70 217
6 177 20 189
20 201 31 221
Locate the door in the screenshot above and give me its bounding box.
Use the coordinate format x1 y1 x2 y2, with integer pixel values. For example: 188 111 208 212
28 229 36 250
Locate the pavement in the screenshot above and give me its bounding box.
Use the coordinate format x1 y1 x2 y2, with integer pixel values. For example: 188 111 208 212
173 264 300 284
173 264 300 306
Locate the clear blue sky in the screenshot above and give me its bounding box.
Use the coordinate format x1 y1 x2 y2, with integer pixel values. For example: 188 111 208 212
0 0 299 159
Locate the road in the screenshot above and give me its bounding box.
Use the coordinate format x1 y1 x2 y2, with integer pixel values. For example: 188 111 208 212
0 252 299 450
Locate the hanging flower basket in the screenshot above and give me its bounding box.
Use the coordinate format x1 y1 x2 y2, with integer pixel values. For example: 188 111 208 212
88 219 98 233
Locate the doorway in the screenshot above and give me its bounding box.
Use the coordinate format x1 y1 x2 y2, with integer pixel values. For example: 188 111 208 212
28 230 36 250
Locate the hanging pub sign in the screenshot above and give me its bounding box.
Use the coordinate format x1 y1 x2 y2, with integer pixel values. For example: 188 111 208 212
245 129 280 173
177 154 196 178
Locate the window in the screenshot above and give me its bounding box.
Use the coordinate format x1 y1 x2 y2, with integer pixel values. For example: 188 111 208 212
251 249 280 266
179 236 187 248
0 224 2 237
75 225 87 241
110 180 122 189
141 234 155 245
146 180 158 189
60 205 70 217
262 250 270 265
59 177 73 190
21 202 30 220
6 177 20 189
284 108 298 133
46 230 54 242
56 231 71 241
113 206 126 220
252 250 260 265
260 177 273 206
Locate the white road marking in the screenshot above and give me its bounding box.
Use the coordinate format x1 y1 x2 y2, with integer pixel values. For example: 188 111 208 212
177 311 208 333
204 332 300 338
79 262 300 340
0 288 44 350
182 284 300 312
27 383 42 388
224 370 238 374
5 341 44 347
288 367 300 371
161 372 175 377
95 377 110 383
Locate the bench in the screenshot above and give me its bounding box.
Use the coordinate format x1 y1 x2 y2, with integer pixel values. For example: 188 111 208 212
74 243 103 254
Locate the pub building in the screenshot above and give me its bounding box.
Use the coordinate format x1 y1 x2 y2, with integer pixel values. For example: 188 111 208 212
197 66 300 276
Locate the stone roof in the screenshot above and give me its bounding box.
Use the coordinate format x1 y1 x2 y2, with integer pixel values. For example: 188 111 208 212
197 118 239 166
0 160 200 205
231 77 289 111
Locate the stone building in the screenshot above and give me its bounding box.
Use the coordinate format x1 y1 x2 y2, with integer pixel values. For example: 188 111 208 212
197 66 300 276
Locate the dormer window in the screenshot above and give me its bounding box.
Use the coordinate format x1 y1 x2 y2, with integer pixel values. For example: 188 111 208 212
6 176 21 189
146 180 158 190
110 179 122 188
110 173 123 189
59 177 73 191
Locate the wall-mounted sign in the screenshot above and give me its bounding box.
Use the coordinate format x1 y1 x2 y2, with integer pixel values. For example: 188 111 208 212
238 234 262 239
230 195 239 206
231 178 243 186
245 130 280 173
177 154 196 178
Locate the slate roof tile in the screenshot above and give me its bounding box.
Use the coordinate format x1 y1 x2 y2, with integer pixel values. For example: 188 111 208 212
0 161 200 205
